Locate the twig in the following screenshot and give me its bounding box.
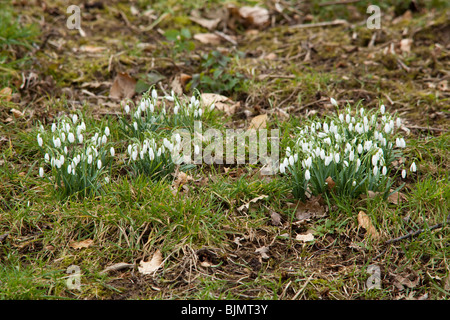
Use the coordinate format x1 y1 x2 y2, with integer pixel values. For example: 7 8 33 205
290 19 349 29
406 125 448 133
319 0 360 6
385 213 450 245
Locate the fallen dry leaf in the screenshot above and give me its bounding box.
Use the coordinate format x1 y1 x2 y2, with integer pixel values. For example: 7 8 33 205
138 250 163 275
270 211 282 226
190 16 221 30
400 38 413 53
392 272 420 290
10 108 24 118
172 170 193 189
100 262 135 274
248 114 267 130
357 211 380 240
110 72 136 100
237 195 268 213
79 45 106 53
230 5 270 29
0 87 12 102
388 190 407 205
200 93 239 116
194 33 222 45
255 246 270 259
295 233 315 242
70 239 94 250
294 195 328 222
325 176 336 191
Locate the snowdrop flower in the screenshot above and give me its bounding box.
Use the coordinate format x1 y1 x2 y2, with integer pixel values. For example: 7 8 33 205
37 134 43 147
97 159 102 170
72 114 78 124
320 149 326 160
133 122 138 131
51 123 57 132
410 162 417 172
356 158 361 171
402 169 406 179
68 132 75 143
373 165 378 176
124 104 130 114
283 157 289 168
339 114 344 122
349 150 355 162
294 154 298 163
396 117 402 128
357 144 363 154
44 153 50 162
325 155 332 166
305 169 311 181
279 162 286 174
87 154 93 164
78 134 83 143
382 166 387 176
352 180 356 187
348 122 353 132
323 123 329 133
380 104 385 114
54 137 61 148
55 159 62 169
132 149 138 161
198 108 203 117
346 114 351 124
330 97 338 107
67 164 72 174
101 135 107 144
149 147 155 161
194 144 200 155
39 167 44 177
60 132 66 143
105 127 110 136
372 154 378 167
64 146 68 154
289 155 295 166
334 153 340 164
305 156 312 168
152 89 158 100
110 147 115 157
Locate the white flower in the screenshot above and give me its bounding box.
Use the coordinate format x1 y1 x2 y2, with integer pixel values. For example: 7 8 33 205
51 123 57 132
325 155 332 166
380 104 385 114
396 117 402 128
323 123 329 133
356 158 361 171
334 153 340 164
105 176 110 184
101 135 107 144
410 162 417 172
149 147 155 160
72 114 78 124
59 154 65 165
61 132 66 143
37 134 43 147
67 164 72 174
68 132 75 143
339 114 344 122
349 150 355 162
124 104 130 114
402 169 406 179
280 163 285 174
78 134 83 143
283 157 289 168
44 153 50 162
373 166 378 176
289 155 295 166
372 154 378 167
305 156 312 168
64 146 68 154
39 167 44 177
352 180 356 187
97 159 102 170
194 144 200 155
330 97 338 107
87 154 93 164
110 147 115 157
133 122 138 131
357 144 363 154
382 166 387 175
152 89 158 100
105 127 110 136
346 114 350 124
132 150 138 161
305 169 311 181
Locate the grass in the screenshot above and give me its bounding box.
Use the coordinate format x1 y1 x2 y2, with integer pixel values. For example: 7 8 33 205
0 0 449 300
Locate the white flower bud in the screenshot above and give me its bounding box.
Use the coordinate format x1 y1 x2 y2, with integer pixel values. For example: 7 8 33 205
410 162 416 172
97 159 102 170
39 167 44 177
110 147 115 157
68 132 75 143
305 169 311 181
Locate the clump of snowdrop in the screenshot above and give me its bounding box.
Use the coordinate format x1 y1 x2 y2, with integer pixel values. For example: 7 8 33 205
126 133 186 180
120 88 216 138
280 100 413 201
36 113 114 198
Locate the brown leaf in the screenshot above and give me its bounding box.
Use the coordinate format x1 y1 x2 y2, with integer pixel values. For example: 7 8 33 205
193 33 222 45
388 190 407 205
294 195 328 222
255 246 270 259
200 93 239 116
10 108 24 118
70 239 94 250
325 176 336 190
270 211 282 226
400 38 413 53
172 170 194 191
100 262 135 274
238 6 270 28
189 16 221 30
0 87 12 102
357 211 380 240
295 232 315 242
237 195 268 213
248 114 267 130
138 250 163 275
110 72 136 100
79 45 106 53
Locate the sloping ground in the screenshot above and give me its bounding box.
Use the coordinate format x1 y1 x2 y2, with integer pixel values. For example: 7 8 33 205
0 1 449 300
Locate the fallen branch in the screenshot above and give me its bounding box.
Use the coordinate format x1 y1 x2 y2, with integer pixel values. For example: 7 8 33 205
385 213 450 245
290 19 349 29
